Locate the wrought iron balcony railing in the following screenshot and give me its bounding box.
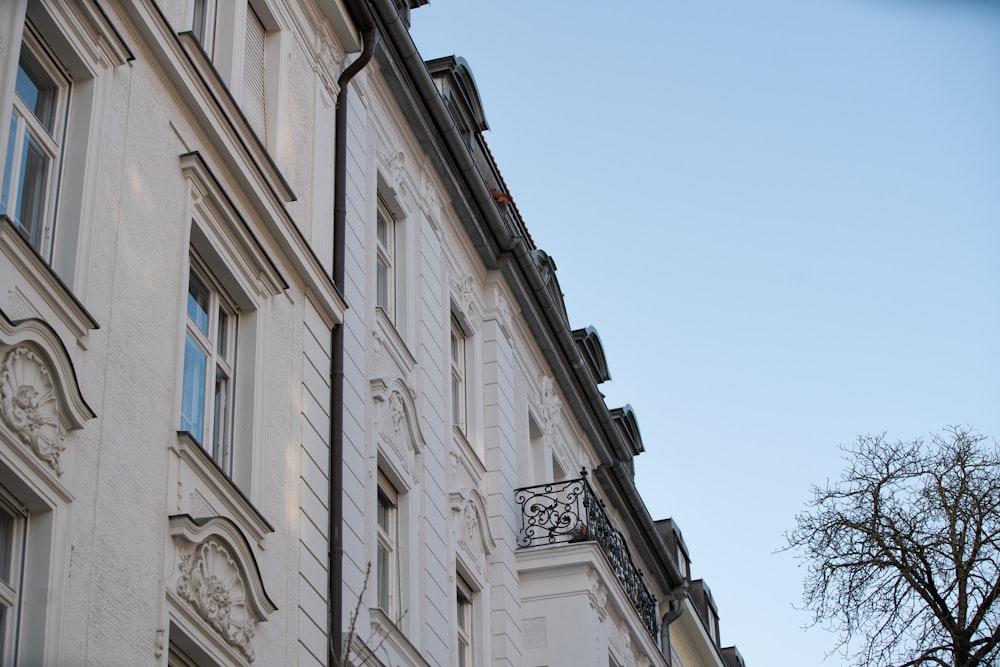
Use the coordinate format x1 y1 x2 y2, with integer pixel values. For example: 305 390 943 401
514 471 659 639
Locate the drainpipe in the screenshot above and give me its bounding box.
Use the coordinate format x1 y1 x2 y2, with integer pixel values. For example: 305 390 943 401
660 584 688 664
330 5 379 665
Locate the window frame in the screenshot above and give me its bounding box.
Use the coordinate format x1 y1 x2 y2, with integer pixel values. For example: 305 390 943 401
450 314 467 434
456 574 474 667
375 471 399 617
181 252 239 475
1 23 69 261
190 0 219 54
376 197 396 321
209 1 284 150
0 488 26 665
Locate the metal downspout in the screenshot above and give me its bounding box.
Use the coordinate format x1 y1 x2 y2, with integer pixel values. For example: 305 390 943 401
660 585 689 662
330 9 379 665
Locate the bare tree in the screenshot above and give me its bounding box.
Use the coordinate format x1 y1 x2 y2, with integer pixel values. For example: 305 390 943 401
785 426 1000 667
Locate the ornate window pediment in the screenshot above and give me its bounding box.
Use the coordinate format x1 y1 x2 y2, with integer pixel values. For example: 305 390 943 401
168 515 277 664
0 313 94 478
450 488 495 577
371 377 425 478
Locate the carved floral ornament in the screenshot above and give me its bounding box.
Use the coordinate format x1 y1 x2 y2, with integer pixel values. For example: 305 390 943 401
169 515 277 664
0 318 94 477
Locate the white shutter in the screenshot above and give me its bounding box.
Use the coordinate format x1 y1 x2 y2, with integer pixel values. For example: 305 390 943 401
242 5 266 141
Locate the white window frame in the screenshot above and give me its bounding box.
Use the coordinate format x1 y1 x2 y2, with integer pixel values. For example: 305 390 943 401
211 1 284 150
241 4 267 141
1 24 69 261
376 197 396 321
190 0 218 54
0 488 26 665
181 253 238 475
456 575 473 667
450 314 467 433
175 153 284 510
376 471 400 618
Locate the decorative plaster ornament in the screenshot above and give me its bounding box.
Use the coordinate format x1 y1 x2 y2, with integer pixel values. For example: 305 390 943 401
0 346 65 474
177 539 258 661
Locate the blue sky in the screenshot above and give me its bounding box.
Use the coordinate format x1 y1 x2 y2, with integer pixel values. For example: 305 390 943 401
411 2 1000 664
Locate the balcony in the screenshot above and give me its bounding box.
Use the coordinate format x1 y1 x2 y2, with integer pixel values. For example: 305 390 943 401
514 471 659 639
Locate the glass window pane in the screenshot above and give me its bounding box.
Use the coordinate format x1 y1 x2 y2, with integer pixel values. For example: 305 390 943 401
217 309 229 358
376 542 388 609
192 0 207 44
213 364 229 467
377 490 389 531
376 211 387 247
376 258 388 311
15 130 50 251
186 270 210 334
15 49 57 132
180 333 207 439
1 115 16 217
0 510 12 585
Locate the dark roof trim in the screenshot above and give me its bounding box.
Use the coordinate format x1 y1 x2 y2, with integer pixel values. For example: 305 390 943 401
572 325 611 384
610 404 643 457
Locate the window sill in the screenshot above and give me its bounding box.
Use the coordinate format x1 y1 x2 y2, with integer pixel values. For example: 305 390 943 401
368 607 431 667
374 308 415 375
0 216 99 345
452 426 486 482
172 432 273 546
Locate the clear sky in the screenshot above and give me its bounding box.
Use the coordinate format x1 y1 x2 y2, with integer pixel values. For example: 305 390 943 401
410 2 1000 665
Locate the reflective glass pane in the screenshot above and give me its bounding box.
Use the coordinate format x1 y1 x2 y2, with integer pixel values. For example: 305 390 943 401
376 211 387 247
216 309 228 358
15 130 50 251
15 49 56 132
186 270 209 334
213 365 228 467
180 333 207 440
376 257 388 310
376 542 388 609
1 115 16 216
0 510 12 584
192 0 207 45
377 490 389 531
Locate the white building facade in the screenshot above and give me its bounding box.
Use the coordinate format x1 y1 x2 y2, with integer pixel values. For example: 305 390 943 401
0 1 747 665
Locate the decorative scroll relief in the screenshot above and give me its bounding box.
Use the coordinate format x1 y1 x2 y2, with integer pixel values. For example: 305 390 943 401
169 515 277 665
0 347 64 474
177 539 257 661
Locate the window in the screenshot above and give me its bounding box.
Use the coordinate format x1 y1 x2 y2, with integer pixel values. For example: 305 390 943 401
1 26 68 259
0 488 26 663
376 198 396 320
456 576 473 667
450 315 467 432
191 0 218 53
181 255 238 474
241 4 267 141
376 472 399 616
206 1 281 149
676 545 689 579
